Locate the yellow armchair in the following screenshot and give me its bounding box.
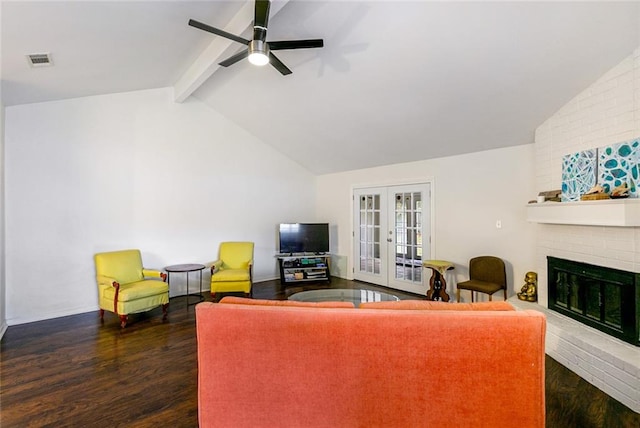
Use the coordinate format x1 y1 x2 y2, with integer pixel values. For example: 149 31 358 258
210 242 254 300
94 249 169 328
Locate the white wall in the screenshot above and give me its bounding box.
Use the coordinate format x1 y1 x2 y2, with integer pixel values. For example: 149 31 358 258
4 88 316 325
534 47 640 306
0 0 6 336
0 90 6 338
316 144 537 300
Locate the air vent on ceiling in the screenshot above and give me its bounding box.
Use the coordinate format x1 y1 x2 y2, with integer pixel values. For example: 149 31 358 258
26 53 53 67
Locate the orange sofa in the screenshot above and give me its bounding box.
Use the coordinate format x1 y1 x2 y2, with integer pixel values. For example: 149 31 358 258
195 298 546 428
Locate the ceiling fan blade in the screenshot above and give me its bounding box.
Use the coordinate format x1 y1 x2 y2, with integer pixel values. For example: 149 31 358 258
268 52 292 75
219 49 250 67
268 39 324 51
188 19 250 45
254 0 271 29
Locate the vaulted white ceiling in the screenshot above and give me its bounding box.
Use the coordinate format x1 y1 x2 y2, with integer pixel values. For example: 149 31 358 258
2 1 639 174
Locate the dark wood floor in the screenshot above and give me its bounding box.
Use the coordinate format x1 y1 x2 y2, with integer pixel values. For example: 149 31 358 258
1 278 638 427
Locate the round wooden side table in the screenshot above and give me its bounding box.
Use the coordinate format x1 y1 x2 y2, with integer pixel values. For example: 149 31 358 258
423 260 455 302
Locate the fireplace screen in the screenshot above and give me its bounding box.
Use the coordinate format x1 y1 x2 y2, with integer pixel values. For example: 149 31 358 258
548 257 639 346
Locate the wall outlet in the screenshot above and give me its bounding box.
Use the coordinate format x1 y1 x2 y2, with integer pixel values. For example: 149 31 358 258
496 220 502 229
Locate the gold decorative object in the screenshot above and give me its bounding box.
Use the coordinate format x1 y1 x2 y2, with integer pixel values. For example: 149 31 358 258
517 271 537 302
611 183 630 199
580 184 610 200
584 184 605 195
580 193 610 200
539 189 562 202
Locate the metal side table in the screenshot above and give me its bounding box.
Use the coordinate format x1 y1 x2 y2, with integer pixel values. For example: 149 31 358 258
165 263 205 308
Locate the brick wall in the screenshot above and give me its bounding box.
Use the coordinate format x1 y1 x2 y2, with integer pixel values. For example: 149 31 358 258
535 47 640 305
532 47 639 413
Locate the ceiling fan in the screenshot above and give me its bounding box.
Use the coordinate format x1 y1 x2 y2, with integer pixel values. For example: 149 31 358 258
189 0 324 75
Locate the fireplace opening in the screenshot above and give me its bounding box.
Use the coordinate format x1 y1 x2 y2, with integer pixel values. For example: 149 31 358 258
547 257 639 346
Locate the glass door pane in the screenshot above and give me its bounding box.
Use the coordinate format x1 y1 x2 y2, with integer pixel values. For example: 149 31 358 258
604 282 622 328
387 184 430 294
354 183 431 293
360 195 380 274
353 190 387 286
585 279 601 321
393 192 422 283
568 274 582 314
555 272 569 308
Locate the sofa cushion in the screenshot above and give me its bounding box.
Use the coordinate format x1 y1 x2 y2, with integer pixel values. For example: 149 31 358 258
210 268 250 282
219 296 355 308
102 279 169 301
359 300 515 311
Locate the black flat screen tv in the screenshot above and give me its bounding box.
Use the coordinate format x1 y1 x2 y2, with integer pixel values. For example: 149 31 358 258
279 223 329 254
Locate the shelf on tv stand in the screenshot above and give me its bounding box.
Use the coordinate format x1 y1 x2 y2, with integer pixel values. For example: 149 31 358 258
277 254 331 285
277 252 329 257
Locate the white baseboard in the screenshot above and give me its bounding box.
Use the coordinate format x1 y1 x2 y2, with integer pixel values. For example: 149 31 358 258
0 320 7 340
6 305 98 326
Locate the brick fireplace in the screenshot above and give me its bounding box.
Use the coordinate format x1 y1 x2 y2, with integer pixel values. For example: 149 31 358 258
524 207 640 412
547 256 639 347
530 45 639 412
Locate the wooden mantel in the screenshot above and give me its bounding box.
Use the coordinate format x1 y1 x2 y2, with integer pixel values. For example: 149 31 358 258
526 199 640 227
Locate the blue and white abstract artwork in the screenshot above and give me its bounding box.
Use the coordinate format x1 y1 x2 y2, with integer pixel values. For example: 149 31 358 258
562 149 597 202
598 139 640 197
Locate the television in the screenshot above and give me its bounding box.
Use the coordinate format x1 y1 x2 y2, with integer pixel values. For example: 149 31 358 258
279 223 330 254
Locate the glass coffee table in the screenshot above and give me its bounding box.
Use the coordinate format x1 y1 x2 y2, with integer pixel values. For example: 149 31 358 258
289 288 399 305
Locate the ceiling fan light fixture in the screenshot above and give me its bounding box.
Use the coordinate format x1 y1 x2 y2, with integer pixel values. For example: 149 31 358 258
189 1 323 75
248 40 269 66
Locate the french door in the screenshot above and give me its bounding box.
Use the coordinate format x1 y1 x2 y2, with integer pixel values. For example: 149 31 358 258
353 183 431 295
